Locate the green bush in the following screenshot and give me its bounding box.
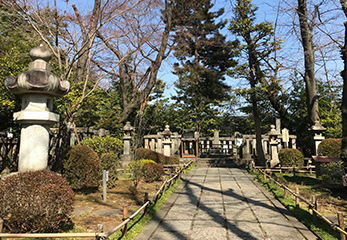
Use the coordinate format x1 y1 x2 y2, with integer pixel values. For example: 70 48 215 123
82 135 123 188
318 138 341 157
278 148 304 167
318 161 344 183
135 148 179 164
63 145 101 190
0 170 74 233
142 162 164 183
129 159 156 187
81 135 123 157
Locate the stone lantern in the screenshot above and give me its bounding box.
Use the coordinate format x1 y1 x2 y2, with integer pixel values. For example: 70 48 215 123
5 46 70 172
120 121 134 167
162 125 172 156
122 121 134 155
268 125 281 167
310 120 326 156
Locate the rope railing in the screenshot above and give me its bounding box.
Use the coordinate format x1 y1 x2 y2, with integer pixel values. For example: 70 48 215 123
0 160 194 240
254 167 347 240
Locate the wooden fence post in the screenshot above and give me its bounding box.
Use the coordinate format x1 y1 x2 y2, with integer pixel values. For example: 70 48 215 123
162 177 166 195
295 187 300 207
169 173 172 188
144 193 148 217
312 195 317 224
284 188 288 199
338 212 345 240
264 172 267 181
276 176 279 191
122 206 128 236
269 172 272 184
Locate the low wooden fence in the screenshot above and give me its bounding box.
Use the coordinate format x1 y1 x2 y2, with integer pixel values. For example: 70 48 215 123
255 167 347 240
254 165 315 175
0 160 194 239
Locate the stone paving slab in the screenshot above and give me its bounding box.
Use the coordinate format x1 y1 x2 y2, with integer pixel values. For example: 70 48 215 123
71 207 93 217
136 166 319 240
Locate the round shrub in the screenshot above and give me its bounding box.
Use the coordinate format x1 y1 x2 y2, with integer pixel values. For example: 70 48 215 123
63 145 101 190
135 148 179 164
0 170 74 233
81 136 123 188
142 162 164 183
278 148 304 167
318 138 341 157
101 153 120 188
129 159 156 187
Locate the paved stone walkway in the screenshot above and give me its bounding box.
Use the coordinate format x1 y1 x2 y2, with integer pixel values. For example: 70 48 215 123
136 167 319 240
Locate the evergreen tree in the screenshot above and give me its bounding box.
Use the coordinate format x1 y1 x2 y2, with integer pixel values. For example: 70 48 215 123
228 0 282 165
171 0 237 133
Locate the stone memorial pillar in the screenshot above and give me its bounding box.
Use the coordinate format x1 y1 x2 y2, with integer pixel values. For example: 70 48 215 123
156 137 162 154
282 128 289 148
276 118 281 133
144 138 149 149
243 137 252 159
162 125 172 156
5 46 70 172
268 125 281 167
120 121 134 167
213 131 219 145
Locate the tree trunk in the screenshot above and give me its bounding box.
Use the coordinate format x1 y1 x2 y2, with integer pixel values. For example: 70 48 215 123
246 33 266 165
339 0 347 172
297 0 320 126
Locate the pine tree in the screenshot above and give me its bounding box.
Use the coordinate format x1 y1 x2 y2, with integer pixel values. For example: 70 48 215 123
171 0 237 133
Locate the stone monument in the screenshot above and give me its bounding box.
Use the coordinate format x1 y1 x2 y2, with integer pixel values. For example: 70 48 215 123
162 125 172 156
268 125 281 168
5 46 70 172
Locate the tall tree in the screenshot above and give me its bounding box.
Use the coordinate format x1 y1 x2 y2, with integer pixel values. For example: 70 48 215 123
229 0 283 165
96 0 175 123
171 0 236 133
339 0 347 172
297 0 321 127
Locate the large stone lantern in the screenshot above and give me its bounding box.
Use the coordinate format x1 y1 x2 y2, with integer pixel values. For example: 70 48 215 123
310 120 326 156
122 121 134 155
120 121 134 167
5 46 70 172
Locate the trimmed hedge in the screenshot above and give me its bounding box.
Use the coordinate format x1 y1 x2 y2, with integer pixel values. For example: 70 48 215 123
278 148 304 167
129 159 156 187
142 162 164 183
318 138 341 157
135 148 179 164
63 145 101 190
0 170 74 233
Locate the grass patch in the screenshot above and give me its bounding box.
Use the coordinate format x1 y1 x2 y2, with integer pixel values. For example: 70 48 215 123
109 163 195 240
253 171 340 240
